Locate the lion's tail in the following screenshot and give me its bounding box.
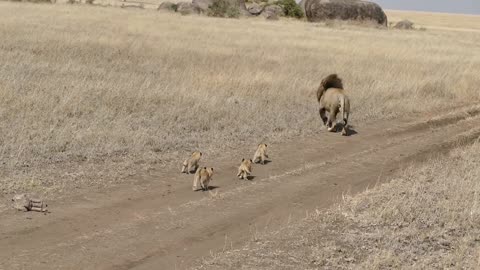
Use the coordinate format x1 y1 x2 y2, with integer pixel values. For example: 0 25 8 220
340 95 350 127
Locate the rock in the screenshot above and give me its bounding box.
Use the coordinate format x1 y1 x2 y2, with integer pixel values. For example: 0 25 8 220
12 194 48 212
266 13 279 20
176 2 200 15
192 0 249 15
120 3 144 9
192 0 211 13
304 0 387 26
158 1 177 11
262 4 284 17
394 19 414 30
299 0 306 14
247 3 264 15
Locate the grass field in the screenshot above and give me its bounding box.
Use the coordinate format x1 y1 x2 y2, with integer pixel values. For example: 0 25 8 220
0 2 479 198
197 141 480 269
386 9 480 31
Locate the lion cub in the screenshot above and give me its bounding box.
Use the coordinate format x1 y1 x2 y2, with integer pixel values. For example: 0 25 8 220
192 167 214 191
182 151 202 174
237 158 253 180
253 144 269 164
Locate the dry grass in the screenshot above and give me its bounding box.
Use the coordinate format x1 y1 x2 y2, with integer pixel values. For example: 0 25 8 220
386 10 480 32
196 141 480 269
0 2 479 198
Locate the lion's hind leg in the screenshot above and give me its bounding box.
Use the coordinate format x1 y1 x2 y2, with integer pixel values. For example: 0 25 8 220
201 178 209 191
319 107 328 127
192 175 199 191
237 168 243 179
341 117 349 136
327 110 338 132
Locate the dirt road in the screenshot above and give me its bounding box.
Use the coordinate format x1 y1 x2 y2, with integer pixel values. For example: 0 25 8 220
1 106 480 270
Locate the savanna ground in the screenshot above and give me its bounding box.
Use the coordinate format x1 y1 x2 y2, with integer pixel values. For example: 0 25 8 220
1 2 479 203
197 142 480 269
0 2 480 269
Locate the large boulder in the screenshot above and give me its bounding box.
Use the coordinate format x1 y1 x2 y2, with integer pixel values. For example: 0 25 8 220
262 4 284 17
192 0 210 13
192 0 249 14
394 19 414 30
265 13 279 20
176 2 200 14
158 1 177 12
304 0 387 26
247 3 264 15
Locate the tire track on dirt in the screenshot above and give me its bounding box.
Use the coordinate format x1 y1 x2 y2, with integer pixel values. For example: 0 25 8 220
1 106 479 270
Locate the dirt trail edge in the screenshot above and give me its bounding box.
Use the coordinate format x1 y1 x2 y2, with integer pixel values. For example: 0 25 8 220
1 106 480 270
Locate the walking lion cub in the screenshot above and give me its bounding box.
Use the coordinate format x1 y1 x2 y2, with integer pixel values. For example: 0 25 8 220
192 167 214 191
237 158 253 180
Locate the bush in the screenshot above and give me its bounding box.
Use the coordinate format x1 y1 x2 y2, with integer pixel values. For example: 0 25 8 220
226 6 240 17
275 0 303 18
208 0 240 18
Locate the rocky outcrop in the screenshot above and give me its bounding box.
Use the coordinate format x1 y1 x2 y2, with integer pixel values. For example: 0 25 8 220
192 0 248 14
394 20 414 30
266 13 279 20
262 4 284 17
176 2 200 14
157 1 177 11
299 0 306 14
247 3 263 15
304 0 387 26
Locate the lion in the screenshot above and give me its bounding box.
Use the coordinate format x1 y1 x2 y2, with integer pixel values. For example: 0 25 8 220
192 167 214 191
253 144 269 164
317 74 351 136
181 151 202 174
237 158 253 180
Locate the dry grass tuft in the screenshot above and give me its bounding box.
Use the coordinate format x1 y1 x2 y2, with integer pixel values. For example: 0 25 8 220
0 3 479 198
197 142 480 269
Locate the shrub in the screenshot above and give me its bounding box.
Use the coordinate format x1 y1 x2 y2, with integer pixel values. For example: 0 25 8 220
208 0 240 18
275 0 303 18
226 6 240 17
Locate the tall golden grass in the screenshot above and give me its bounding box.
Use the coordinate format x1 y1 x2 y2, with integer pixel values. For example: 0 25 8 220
0 2 479 196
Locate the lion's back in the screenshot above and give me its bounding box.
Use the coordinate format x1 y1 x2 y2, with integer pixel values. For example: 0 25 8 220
322 88 345 106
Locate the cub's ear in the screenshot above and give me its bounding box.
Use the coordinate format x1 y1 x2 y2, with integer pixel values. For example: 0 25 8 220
242 158 245 161
200 152 202 156
249 159 253 162
211 168 214 171
204 167 207 169
265 144 267 147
